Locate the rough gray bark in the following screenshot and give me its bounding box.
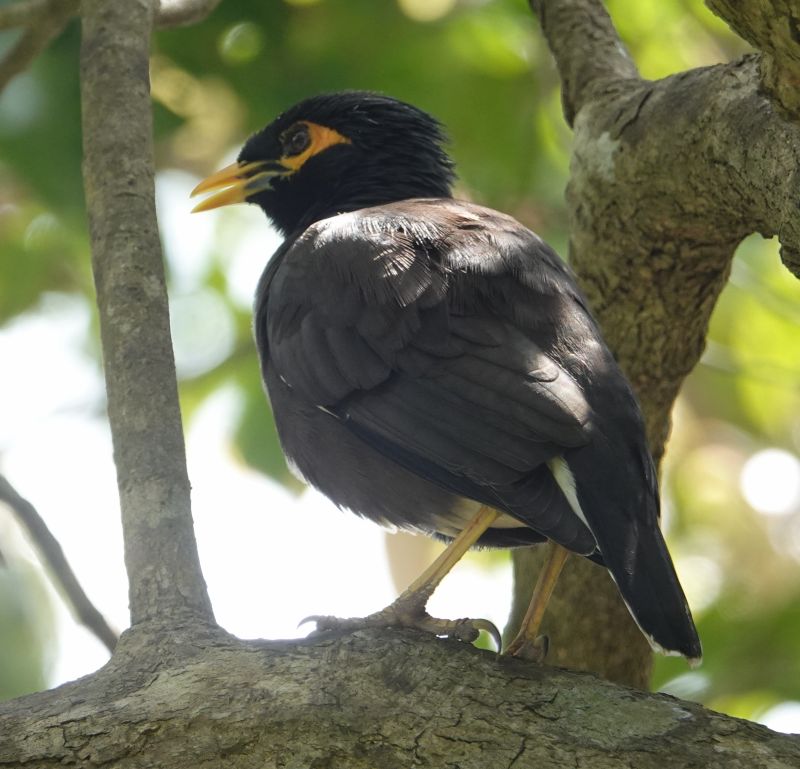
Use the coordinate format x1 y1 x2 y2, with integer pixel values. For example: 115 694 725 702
1 0 799 766
508 0 800 688
1 629 799 768
80 0 213 626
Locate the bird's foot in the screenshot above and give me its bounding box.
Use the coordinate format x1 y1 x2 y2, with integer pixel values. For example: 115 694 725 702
503 633 549 662
302 595 501 651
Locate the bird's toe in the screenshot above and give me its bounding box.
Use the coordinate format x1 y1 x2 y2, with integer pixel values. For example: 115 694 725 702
299 606 501 650
504 633 549 662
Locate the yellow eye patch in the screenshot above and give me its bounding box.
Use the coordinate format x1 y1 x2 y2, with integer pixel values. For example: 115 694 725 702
280 121 351 171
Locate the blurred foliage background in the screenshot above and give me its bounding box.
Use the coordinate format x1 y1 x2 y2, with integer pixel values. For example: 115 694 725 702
1 0 799 732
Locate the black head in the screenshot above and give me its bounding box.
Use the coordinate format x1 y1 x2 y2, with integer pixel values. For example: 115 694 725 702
192 91 456 235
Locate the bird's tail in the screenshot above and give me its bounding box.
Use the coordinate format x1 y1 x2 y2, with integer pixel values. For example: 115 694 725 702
570 450 702 663
607 517 702 663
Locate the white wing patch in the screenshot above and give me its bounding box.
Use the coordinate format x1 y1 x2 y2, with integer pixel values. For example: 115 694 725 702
547 456 591 531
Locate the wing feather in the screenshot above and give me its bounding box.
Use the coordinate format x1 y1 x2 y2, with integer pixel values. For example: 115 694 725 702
263 201 598 552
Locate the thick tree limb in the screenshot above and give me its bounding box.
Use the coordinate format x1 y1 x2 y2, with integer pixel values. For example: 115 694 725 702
0 629 797 767
80 0 214 626
0 474 118 653
565 55 800 433
532 0 800 281
510 0 800 687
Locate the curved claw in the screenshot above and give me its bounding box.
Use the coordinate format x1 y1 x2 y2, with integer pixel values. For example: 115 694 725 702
298 614 324 629
468 618 502 653
438 618 503 654
298 614 358 636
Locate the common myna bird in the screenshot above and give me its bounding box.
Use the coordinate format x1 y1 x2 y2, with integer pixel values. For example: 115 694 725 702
192 92 701 662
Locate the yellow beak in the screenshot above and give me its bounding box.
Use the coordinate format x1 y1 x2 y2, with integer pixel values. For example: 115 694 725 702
190 159 290 212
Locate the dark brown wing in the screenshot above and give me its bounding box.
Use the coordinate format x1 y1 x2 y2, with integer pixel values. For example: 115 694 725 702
259 200 596 553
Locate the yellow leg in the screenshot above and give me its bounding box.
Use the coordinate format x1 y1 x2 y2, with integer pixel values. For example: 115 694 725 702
305 505 503 648
400 505 500 603
505 540 570 659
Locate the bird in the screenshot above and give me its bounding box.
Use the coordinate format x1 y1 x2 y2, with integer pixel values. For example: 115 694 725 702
191 91 701 663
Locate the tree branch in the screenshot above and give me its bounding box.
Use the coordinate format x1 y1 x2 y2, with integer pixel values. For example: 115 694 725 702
0 0 55 30
0 0 76 94
0 474 118 653
562 53 800 413
0 630 797 767
529 0 639 125
532 0 800 281
79 0 214 627
706 0 800 118
0 0 221 97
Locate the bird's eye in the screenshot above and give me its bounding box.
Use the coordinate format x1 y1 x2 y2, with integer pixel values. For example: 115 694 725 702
281 124 311 157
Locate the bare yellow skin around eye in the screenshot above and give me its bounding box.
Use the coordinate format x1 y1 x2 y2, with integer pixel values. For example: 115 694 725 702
281 121 351 171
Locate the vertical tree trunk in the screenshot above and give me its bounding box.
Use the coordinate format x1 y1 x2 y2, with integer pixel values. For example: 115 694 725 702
80 0 214 627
